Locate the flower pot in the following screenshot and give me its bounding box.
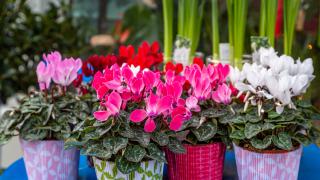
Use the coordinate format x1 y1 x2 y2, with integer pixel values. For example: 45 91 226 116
20 139 79 180
93 157 164 180
234 143 303 180
164 142 226 180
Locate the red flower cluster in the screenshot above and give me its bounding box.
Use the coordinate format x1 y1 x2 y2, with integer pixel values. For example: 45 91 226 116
127 41 163 70
165 62 183 75
82 54 119 77
82 41 163 78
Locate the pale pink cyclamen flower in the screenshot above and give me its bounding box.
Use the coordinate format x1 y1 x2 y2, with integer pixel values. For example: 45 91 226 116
93 91 122 121
130 93 172 132
212 83 232 105
36 51 62 90
186 96 200 112
36 61 54 91
52 57 82 86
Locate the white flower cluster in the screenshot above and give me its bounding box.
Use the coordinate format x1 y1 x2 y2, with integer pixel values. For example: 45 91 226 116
230 47 315 114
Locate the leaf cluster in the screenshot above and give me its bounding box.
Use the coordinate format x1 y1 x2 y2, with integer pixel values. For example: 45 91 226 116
223 100 320 151
65 111 182 174
0 92 94 145
176 101 232 147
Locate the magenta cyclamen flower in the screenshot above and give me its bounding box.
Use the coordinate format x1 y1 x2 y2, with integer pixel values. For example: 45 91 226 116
130 93 172 132
93 91 122 121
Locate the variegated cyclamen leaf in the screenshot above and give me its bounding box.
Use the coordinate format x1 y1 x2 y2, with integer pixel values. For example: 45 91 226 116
146 143 167 163
115 157 140 174
250 136 272 149
134 130 150 147
151 132 169 146
292 133 311 146
244 123 263 139
168 137 185 154
192 121 217 142
230 130 245 140
124 145 146 163
200 108 227 118
272 132 293 150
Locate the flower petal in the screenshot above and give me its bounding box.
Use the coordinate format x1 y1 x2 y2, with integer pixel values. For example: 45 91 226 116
93 111 111 121
144 117 156 132
170 115 184 131
130 109 148 122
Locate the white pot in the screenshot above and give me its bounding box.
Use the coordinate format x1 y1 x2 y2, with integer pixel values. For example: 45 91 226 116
93 157 164 180
234 143 302 180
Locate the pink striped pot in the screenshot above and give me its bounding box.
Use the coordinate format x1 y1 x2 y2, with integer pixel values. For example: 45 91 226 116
234 143 302 180
20 139 80 180
164 143 226 180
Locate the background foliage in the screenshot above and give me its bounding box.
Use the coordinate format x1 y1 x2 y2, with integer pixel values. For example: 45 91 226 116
0 0 89 102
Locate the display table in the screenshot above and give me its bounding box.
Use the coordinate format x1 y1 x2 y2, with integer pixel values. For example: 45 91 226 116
1 145 319 180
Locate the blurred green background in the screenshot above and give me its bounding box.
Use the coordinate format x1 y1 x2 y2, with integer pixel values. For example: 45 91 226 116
0 0 319 105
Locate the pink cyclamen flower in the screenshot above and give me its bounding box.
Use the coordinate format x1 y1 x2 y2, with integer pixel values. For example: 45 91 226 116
170 106 191 131
52 57 82 86
130 93 172 132
36 61 54 91
186 96 200 112
93 91 122 121
212 83 232 105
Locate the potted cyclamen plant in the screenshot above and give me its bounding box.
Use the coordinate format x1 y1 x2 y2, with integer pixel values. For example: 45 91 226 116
160 59 234 180
65 42 175 180
227 47 320 180
0 51 92 180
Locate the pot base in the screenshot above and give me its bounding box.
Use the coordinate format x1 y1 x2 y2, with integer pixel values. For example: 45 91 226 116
234 143 302 180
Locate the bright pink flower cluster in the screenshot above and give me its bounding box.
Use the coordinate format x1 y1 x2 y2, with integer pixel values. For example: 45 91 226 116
184 63 232 104
92 62 232 133
36 51 82 91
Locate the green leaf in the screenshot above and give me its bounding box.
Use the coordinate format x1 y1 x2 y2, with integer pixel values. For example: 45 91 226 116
119 126 135 138
244 123 263 139
250 135 272 149
246 114 261 123
81 145 112 159
296 100 312 108
272 132 293 150
168 137 185 154
200 108 227 118
262 122 275 131
134 130 150 147
268 111 280 119
152 132 169 146
116 157 140 174
230 116 246 124
103 137 128 154
192 121 217 141
230 129 245 140
292 133 311 146
124 145 146 163
146 143 167 163
64 138 84 149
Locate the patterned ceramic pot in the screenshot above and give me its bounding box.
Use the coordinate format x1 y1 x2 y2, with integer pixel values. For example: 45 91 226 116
93 157 164 180
20 139 80 180
164 142 226 180
234 143 303 180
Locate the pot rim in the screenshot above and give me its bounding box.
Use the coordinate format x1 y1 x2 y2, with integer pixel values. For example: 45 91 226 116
182 142 226 148
233 143 302 154
92 156 161 164
20 137 63 142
